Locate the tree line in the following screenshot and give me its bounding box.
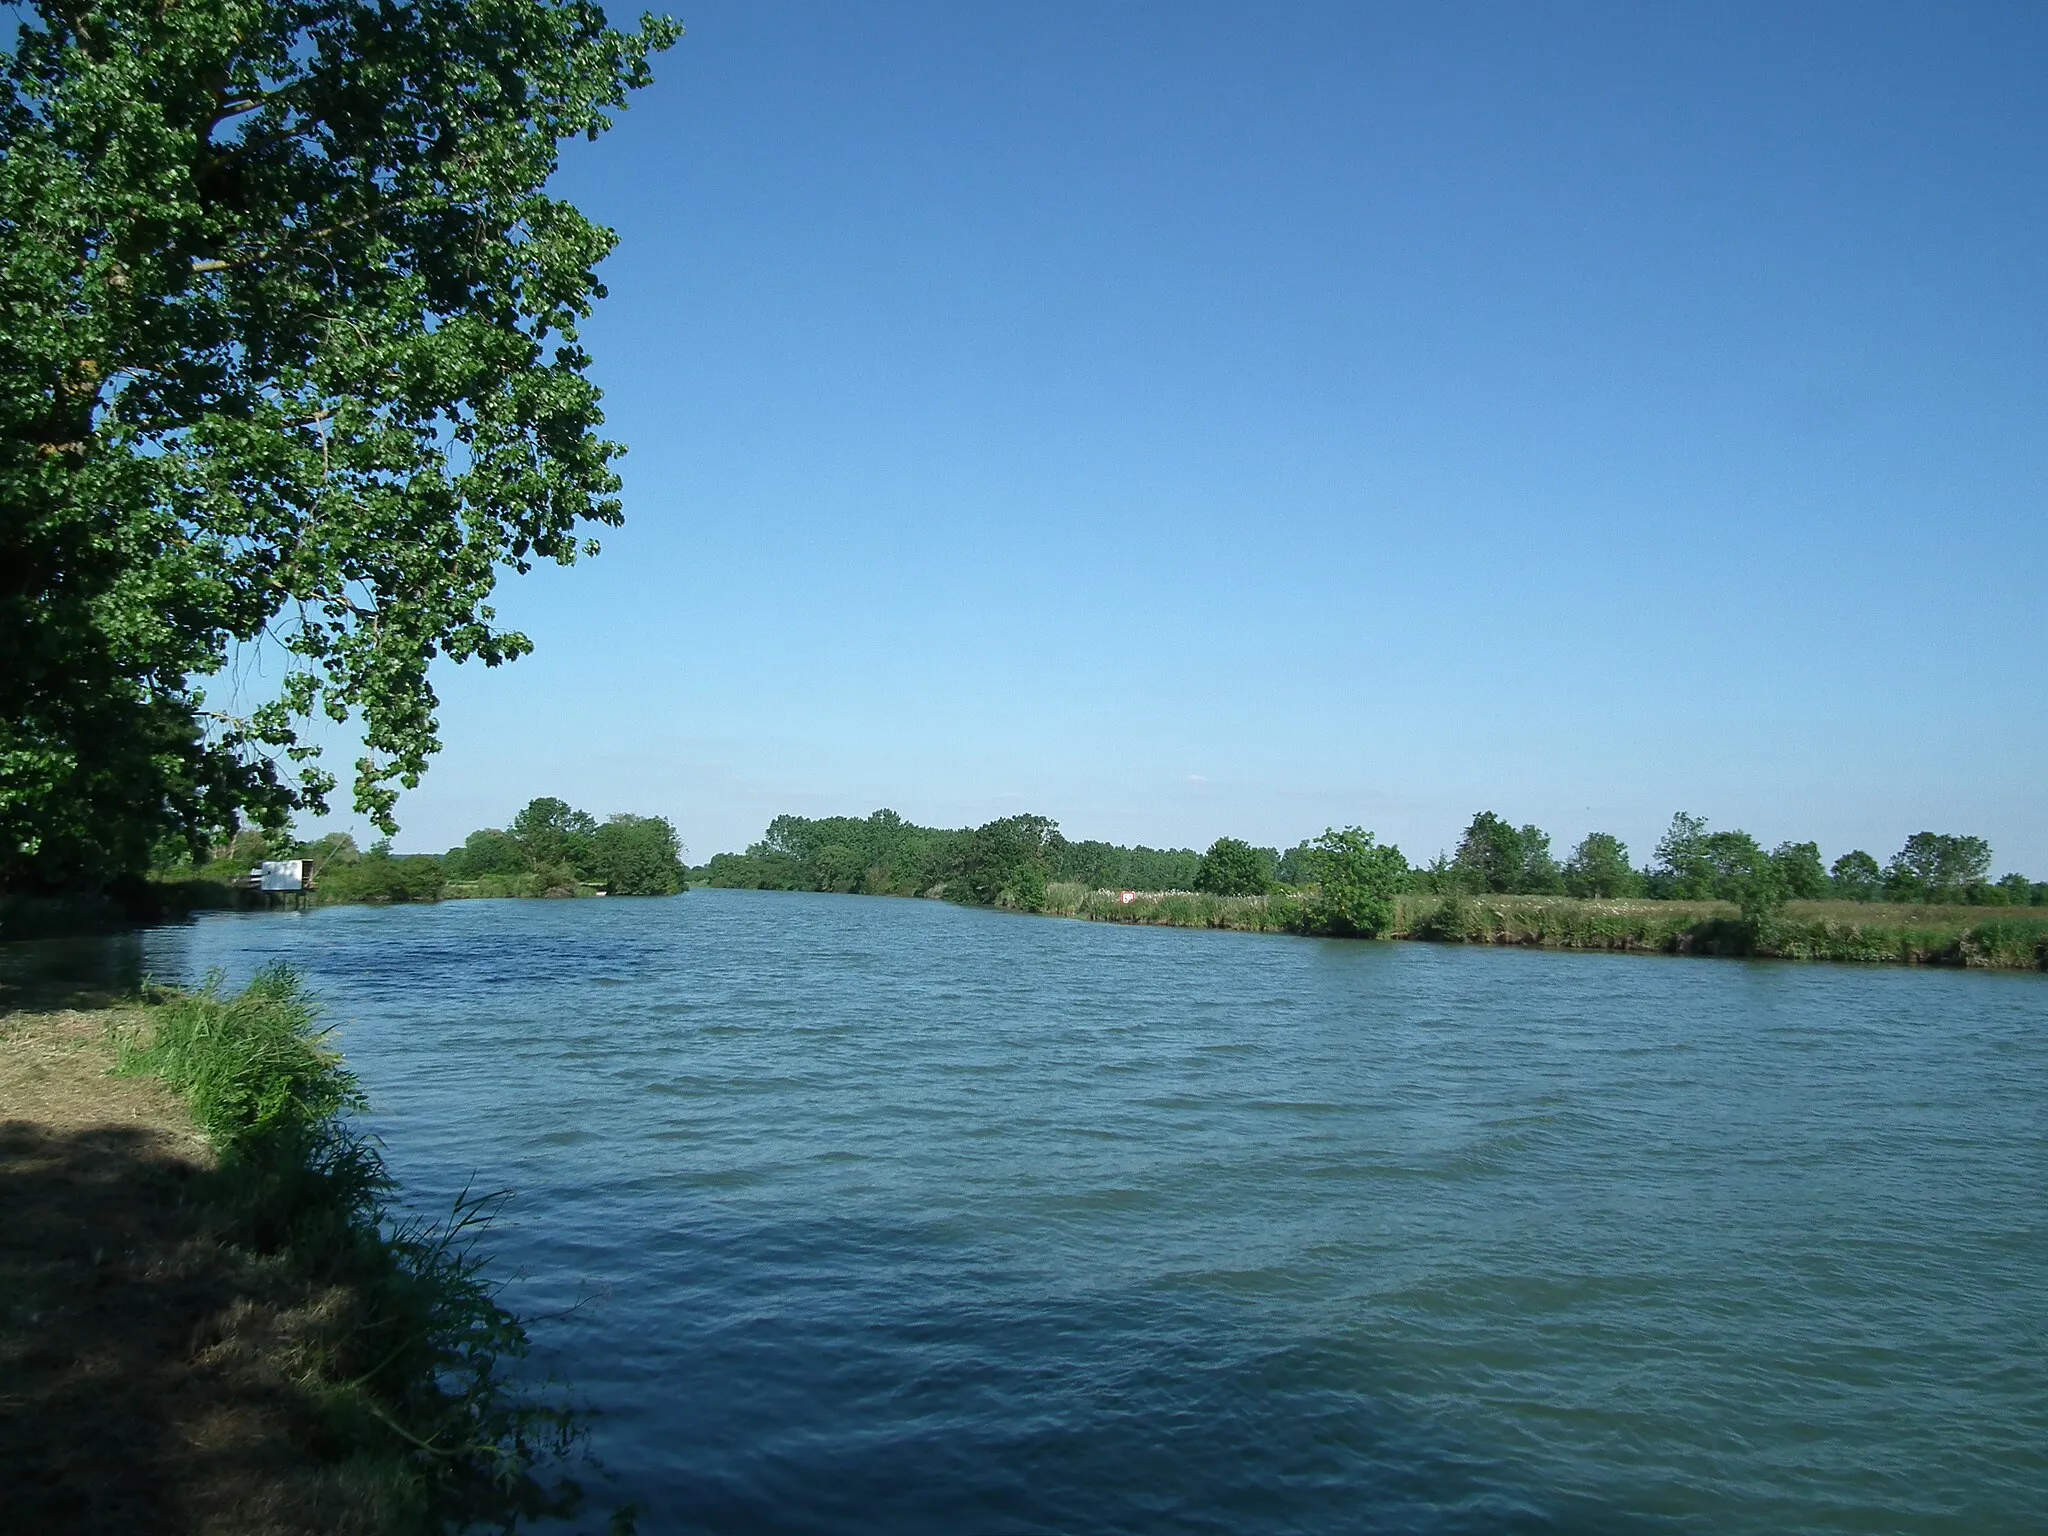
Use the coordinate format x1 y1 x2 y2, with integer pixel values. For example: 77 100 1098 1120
704 808 2047 924
703 810 1410 934
182 797 686 903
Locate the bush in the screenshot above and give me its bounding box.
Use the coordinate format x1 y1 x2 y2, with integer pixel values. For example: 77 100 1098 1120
588 813 686 896
1304 827 1406 937
1194 837 1274 896
315 844 444 904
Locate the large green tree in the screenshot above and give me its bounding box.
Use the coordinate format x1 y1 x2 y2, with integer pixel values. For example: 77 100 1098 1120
0 0 677 891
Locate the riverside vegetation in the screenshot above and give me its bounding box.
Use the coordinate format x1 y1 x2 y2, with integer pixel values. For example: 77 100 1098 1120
140 797 688 912
1 966 606 1532
701 808 2048 971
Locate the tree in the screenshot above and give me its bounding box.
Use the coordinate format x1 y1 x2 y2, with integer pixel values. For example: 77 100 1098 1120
1517 825 1564 893
1994 872 2038 906
0 0 678 892
1884 833 1992 903
951 815 1060 911
1830 850 1882 901
588 813 684 896
1452 812 1524 893
1305 827 1406 937
1451 812 1560 894
1274 841 1317 887
1650 813 1779 904
1650 812 1715 898
1194 837 1273 896
1561 832 1637 898
1769 840 1829 901
510 796 598 875
444 827 528 880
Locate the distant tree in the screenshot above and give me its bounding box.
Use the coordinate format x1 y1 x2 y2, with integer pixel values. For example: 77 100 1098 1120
1274 841 1317 887
1769 841 1829 901
1562 833 1638 898
1452 812 1525 893
814 843 865 894
1305 827 1406 937
951 815 1060 910
1651 812 1716 899
1517 825 1564 893
1650 813 1780 906
444 828 529 880
1884 833 1992 903
511 797 599 876
316 842 444 903
227 825 273 868
588 814 684 896
1994 872 2037 906
1195 837 1274 896
1726 846 1786 925
1829 850 1882 901
300 831 361 874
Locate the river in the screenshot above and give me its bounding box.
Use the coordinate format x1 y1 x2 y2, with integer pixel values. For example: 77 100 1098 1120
54 889 2048 1532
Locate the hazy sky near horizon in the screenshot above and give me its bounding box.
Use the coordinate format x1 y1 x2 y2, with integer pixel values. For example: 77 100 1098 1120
346 2 2047 869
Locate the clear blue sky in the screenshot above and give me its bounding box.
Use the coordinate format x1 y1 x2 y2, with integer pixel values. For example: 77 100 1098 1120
368 1 2048 872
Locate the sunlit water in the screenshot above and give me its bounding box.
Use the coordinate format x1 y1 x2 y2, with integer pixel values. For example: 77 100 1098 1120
33 890 2048 1533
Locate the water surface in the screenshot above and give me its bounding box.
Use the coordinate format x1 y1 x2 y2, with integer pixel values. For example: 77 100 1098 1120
94 890 2048 1532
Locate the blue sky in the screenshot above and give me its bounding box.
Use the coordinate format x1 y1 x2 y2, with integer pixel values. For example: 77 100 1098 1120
363 1 2046 872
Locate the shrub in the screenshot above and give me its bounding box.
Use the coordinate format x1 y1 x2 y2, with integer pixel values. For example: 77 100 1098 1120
1195 837 1274 896
589 813 686 896
1304 827 1406 937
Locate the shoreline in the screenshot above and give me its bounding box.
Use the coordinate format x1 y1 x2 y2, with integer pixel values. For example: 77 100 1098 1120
1034 885 2048 971
0 980 591 1534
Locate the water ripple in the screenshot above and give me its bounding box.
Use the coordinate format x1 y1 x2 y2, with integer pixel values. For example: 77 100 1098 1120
119 889 2048 1535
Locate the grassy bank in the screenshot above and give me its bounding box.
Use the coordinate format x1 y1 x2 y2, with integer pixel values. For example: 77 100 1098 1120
1 970 599 1533
1043 883 2048 970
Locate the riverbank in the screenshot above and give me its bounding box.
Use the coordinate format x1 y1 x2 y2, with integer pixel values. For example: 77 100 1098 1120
1042 884 2048 970
0 975 590 1534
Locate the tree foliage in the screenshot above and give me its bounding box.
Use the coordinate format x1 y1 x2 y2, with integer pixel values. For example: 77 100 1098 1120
1769 840 1829 901
588 812 684 896
1830 850 1882 901
1450 812 1562 894
0 0 678 891
1194 836 1274 897
1884 833 1992 903
701 809 1206 901
1304 826 1406 937
1561 832 1638 898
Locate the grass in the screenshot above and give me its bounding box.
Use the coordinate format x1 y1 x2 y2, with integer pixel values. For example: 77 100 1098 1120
1042 883 1307 932
1043 884 2048 970
111 967 603 1531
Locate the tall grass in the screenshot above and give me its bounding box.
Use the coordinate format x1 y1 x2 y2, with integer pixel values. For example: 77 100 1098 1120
1043 884 2048 970
1042 882 1307 932
117 967 595 1531
1389 893 2048 966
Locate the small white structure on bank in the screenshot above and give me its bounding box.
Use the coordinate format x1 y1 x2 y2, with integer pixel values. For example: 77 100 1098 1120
257 859 314 892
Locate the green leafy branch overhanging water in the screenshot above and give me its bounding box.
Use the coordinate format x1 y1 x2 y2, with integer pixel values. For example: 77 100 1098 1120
0 0 679 894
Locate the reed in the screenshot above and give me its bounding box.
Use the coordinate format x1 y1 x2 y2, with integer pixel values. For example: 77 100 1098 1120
1046 885 2048 970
